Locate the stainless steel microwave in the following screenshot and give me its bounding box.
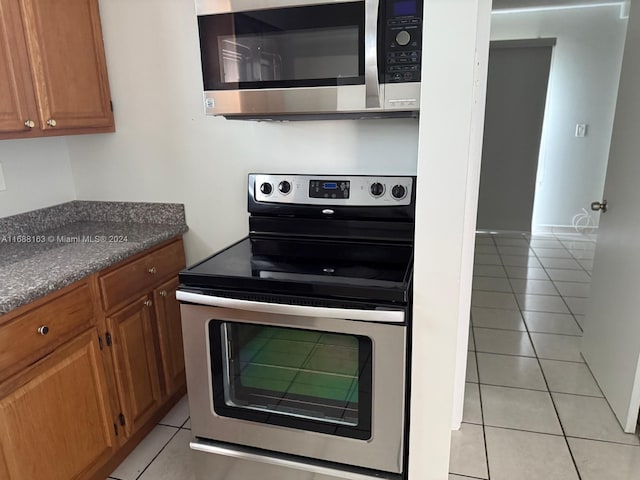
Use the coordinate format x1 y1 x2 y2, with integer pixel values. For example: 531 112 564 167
196 0 423 119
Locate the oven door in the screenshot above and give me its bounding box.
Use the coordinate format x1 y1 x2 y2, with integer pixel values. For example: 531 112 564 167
196 0 383 116
179 292 407 474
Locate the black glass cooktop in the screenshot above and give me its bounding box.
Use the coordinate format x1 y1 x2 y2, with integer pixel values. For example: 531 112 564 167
179 236 413 304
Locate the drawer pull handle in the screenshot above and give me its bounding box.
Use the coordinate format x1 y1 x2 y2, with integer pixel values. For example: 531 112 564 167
159 290 167 297
148 267 157 275
24 119 36 128
46 119 57 127
144 300 153 308
38 325 50 336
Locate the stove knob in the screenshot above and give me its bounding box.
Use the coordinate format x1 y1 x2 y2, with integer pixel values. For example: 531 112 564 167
370 182 385 197
260 182 273 195
278 181 291 194
392 184 407 199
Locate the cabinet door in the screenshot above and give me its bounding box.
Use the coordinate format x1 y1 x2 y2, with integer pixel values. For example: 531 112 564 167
0 0 37 133
108 296 162 438
154 278 186 397
19 0 113 130
0 329 117 480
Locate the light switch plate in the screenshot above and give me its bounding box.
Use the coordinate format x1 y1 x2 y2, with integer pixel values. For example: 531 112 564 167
0 162 6 191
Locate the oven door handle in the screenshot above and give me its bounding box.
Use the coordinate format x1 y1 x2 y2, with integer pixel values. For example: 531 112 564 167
176 291 405 323
365 0 381 108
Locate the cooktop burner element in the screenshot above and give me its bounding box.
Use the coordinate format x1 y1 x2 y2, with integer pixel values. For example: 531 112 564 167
181 237 413 303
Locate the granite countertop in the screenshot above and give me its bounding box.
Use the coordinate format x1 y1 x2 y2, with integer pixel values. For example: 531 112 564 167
0 201 188 315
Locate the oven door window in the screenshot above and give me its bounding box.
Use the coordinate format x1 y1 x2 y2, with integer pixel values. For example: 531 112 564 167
209 321 372 440
198 3 365 90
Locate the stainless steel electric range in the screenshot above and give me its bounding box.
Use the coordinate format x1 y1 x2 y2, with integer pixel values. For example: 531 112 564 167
177 174 415 480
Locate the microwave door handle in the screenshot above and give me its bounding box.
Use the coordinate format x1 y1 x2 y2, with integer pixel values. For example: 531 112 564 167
365 0 381 109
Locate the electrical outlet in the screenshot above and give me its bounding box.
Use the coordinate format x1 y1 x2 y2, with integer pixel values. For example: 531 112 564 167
0 162 6 192
575 123 588 137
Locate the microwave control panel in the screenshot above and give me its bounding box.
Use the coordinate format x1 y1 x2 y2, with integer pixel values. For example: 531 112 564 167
384 0 423 84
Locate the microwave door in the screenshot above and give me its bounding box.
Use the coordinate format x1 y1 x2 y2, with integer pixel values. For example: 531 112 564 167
197 0 385 116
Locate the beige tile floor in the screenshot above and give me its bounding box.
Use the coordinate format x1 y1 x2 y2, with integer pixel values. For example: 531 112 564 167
110 231 640 480
450 232 640 480
108 396 193 480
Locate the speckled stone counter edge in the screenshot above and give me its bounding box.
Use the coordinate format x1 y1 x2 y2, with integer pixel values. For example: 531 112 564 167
0 201 185 236
0 201 187 315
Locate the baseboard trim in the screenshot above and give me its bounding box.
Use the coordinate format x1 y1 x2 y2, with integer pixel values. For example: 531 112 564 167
532 224 599 235
475 229 530 236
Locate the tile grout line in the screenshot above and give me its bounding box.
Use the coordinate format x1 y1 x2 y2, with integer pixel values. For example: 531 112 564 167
475 379 604 398
561 236 595 278
549 235 592 328
472 235 493 480
473 324 582 338
475 235 494 480
477 233 584 478
503 234 584 480
576 351 640 438
473 423 640 448
473 233 632 476
134 426 183 480
527 238 584 333
471 348 586 364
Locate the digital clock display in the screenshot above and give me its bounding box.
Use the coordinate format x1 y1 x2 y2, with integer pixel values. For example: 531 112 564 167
394 0 417 16
309 180 350 199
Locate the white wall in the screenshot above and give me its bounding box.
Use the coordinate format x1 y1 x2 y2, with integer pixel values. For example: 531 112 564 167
0 138 75 218
66 0 419 264
491 6 627 230
410 0 491 478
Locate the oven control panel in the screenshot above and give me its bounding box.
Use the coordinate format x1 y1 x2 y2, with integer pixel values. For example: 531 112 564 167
252 174 413 206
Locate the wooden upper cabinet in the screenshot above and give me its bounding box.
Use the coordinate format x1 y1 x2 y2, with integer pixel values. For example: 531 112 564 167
0 329 116 480
19 0 113 130
153 277 186 397
0 0 37 133
0 0 114 138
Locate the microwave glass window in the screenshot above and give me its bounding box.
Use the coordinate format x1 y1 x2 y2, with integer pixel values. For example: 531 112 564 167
218 27 359 84
198 2 365 90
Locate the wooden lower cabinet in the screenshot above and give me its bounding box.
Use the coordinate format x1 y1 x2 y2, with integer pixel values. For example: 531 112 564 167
0 237 187 480
0 329 116 480
154 277 186 397
107 295 162 438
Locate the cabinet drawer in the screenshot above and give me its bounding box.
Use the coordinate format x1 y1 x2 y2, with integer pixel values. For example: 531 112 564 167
0 282 94 382
99 240 185 311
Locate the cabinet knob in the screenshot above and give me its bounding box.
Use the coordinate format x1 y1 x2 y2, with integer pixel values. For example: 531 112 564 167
24 119 36 128
159 290 167 297
37 325 50 336
46 119 57 127
144 300 153 308
148 266 157 275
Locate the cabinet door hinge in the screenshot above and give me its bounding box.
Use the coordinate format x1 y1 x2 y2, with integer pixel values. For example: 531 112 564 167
119 413 126 426
98 335 104 350
105 332 113 347
110 100 113 112
114 423 118 436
